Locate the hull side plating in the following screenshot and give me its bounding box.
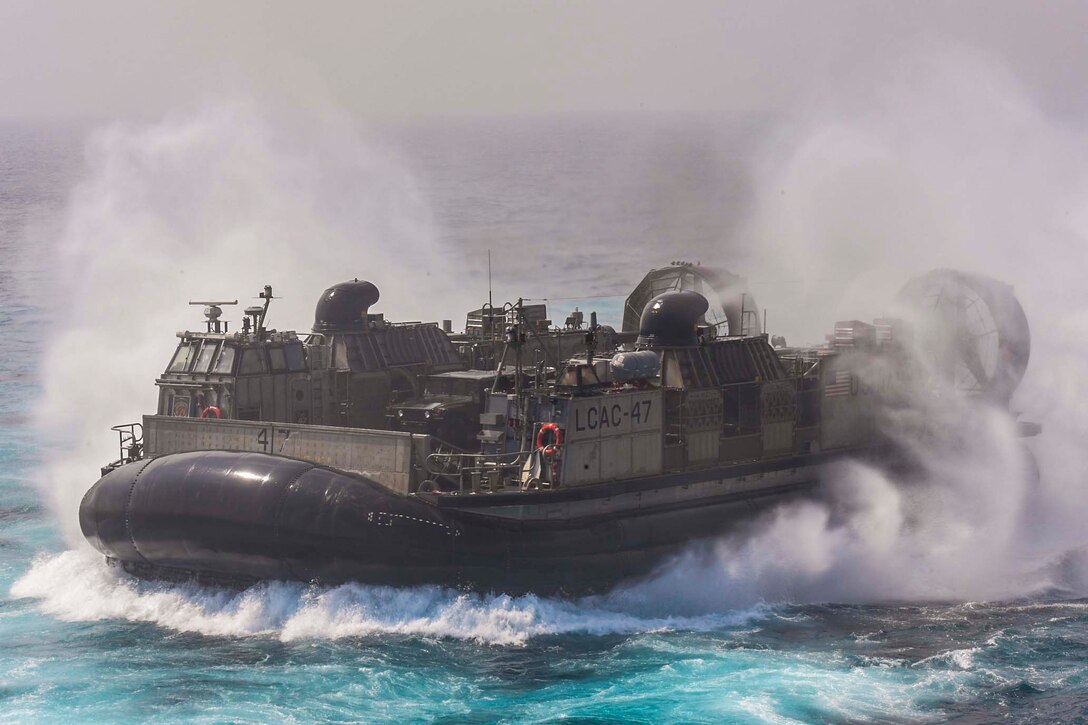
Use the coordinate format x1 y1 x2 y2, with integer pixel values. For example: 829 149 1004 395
80 451 819 593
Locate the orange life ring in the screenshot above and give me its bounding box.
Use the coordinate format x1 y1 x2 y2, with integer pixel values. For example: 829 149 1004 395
200 406 222 419
535 422 562 450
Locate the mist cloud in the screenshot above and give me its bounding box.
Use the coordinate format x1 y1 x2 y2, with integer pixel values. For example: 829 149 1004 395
2 1 1088 121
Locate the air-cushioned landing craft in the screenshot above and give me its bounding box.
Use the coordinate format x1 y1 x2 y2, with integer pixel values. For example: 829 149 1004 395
79 265 1035 593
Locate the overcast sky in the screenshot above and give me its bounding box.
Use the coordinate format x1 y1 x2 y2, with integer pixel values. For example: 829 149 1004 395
1 0 1086 122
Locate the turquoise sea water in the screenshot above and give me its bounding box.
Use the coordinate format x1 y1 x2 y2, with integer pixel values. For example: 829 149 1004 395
2 116 1088 723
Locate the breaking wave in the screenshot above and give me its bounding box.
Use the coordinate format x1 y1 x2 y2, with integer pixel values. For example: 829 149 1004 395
10 549 765 646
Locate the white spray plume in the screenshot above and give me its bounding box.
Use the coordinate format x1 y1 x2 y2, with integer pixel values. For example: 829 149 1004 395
20 46 1088 635
617 392 1041 612
34 103 474 543
631 46 1088 608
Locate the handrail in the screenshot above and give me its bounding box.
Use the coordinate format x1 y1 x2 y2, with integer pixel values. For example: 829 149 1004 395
423 447 533 493
424 448 528 476
109 422 145 465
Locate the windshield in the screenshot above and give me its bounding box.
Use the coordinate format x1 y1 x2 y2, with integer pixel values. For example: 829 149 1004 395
213 345 236 374
168 343 195 372
195 341 220 373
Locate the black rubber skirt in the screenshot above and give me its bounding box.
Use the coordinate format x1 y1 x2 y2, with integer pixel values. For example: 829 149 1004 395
80 451 812 593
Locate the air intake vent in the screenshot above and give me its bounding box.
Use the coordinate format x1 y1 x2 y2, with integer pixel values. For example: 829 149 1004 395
636 291 709 347
313 280 381 332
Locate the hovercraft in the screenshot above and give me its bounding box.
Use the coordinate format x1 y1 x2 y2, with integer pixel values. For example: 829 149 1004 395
79 266 1035 593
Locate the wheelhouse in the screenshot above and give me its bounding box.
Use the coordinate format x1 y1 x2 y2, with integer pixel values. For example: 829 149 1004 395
156 332 310 422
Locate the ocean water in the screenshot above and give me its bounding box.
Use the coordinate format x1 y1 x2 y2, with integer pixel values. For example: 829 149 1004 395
2 114 1088 724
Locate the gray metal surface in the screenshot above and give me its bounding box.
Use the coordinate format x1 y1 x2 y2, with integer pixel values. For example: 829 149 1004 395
144 415 424 494
443 463 820 522
561 389 663 485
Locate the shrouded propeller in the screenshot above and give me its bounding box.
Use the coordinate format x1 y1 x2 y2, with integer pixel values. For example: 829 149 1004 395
894 269 1030 403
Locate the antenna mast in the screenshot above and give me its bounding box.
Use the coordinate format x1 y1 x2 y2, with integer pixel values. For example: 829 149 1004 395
488 249 495 342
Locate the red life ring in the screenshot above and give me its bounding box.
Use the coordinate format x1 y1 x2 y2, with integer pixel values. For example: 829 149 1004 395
200 406 222 419
535 422 562 450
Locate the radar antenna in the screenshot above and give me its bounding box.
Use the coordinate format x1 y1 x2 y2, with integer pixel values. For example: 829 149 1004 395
189 299 238 333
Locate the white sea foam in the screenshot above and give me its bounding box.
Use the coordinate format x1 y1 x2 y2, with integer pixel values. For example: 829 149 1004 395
10 549 764 645
617 400 1055 609
31 103 476 544
27 48 1088 626
631 46 1088 610
914 647 983 671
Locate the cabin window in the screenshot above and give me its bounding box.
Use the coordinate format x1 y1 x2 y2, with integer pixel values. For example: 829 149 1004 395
269 347 288 372
168 343 195 372
240 348 268 375
214 345 236 374
285 343 305 371
195 341 220 373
